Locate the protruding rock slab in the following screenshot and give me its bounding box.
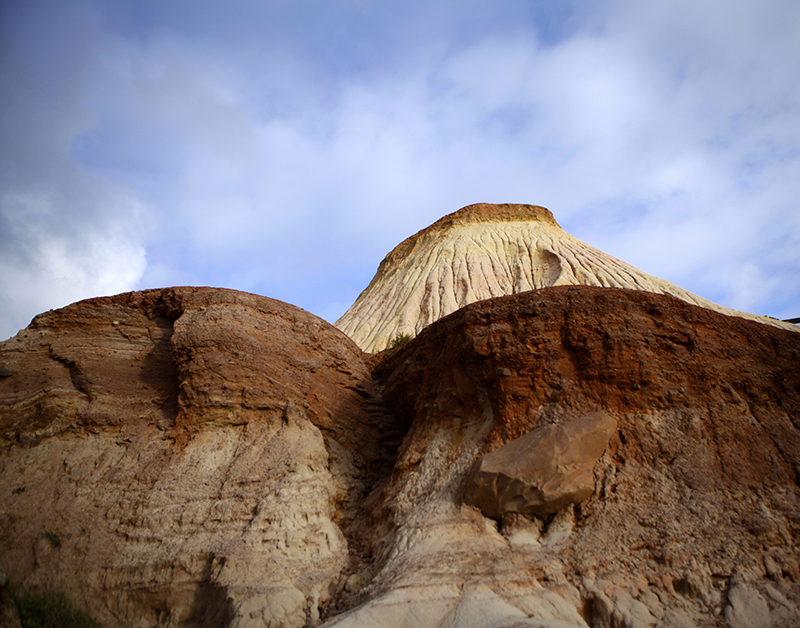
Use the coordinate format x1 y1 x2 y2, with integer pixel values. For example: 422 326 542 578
464 412 617 519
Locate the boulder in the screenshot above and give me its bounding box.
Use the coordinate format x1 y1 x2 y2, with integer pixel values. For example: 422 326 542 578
464 412 617 519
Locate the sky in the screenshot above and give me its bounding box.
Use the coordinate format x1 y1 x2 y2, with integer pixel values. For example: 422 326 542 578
1 0 799 340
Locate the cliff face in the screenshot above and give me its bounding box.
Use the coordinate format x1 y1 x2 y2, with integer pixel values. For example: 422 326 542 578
350 286 800 628
2 284 799 628
0 287 396 628
335 203 797 352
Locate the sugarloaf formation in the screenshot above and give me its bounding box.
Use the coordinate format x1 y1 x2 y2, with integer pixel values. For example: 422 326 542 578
1 204 799 628
336 203 795 352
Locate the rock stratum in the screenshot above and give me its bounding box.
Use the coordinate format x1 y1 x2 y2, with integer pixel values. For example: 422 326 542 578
1 204 800 628
0 288 397 627
335 203 796 352
1 285 799 628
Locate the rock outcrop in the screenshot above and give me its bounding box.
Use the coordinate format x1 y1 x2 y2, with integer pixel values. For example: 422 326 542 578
332 285 800 628
335 203 797 352
0 287 396 628
2 225 800 626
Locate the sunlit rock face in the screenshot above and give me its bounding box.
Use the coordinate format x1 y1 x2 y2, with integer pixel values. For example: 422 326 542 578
350 286 800 628
2 284 800 627
335 203 797 352
0 287 393 628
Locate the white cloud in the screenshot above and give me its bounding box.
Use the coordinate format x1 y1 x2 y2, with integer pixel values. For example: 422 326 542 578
0 192 147 338
2 0 799 339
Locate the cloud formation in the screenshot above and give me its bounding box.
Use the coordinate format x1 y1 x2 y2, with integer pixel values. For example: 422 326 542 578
2 0 799 339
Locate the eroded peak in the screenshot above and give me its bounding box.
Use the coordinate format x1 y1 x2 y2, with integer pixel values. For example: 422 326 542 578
376 203 559 278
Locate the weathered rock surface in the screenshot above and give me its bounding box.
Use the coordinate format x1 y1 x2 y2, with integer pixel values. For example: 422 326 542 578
464 412 617 519
334 285 800 628
335 203 797 352
0 287 394 628
2 282 800 628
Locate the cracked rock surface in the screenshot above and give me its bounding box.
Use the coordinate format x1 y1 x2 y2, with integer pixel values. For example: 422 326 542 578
344 285 800 628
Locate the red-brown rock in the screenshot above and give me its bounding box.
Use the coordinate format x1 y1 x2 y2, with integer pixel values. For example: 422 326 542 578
361 285 800 628
2 283 800 628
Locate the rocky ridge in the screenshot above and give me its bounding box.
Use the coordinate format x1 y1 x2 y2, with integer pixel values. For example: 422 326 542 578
1 205 799 628
335 203 797 352
2 285 799 627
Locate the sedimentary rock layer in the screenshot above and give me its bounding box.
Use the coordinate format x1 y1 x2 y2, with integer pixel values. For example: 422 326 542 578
329 285 800 627
0 287 393 628
2 284 800 628
335 203 797 352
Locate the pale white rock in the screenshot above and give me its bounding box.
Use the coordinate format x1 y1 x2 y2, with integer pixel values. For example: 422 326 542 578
322 586 587 628
763 583 800 627
336 203 797 352
657 608 701 628
320 585 461 628
319 385 589 628
721 580 800 628
724 582 771 628
502 513 544 548
540 506 575 547
1 417 344 628
231 587 306 628
438 587 586 628
511 588 589 627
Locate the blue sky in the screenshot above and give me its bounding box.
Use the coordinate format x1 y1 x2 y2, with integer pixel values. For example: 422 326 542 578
2 0 799 340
